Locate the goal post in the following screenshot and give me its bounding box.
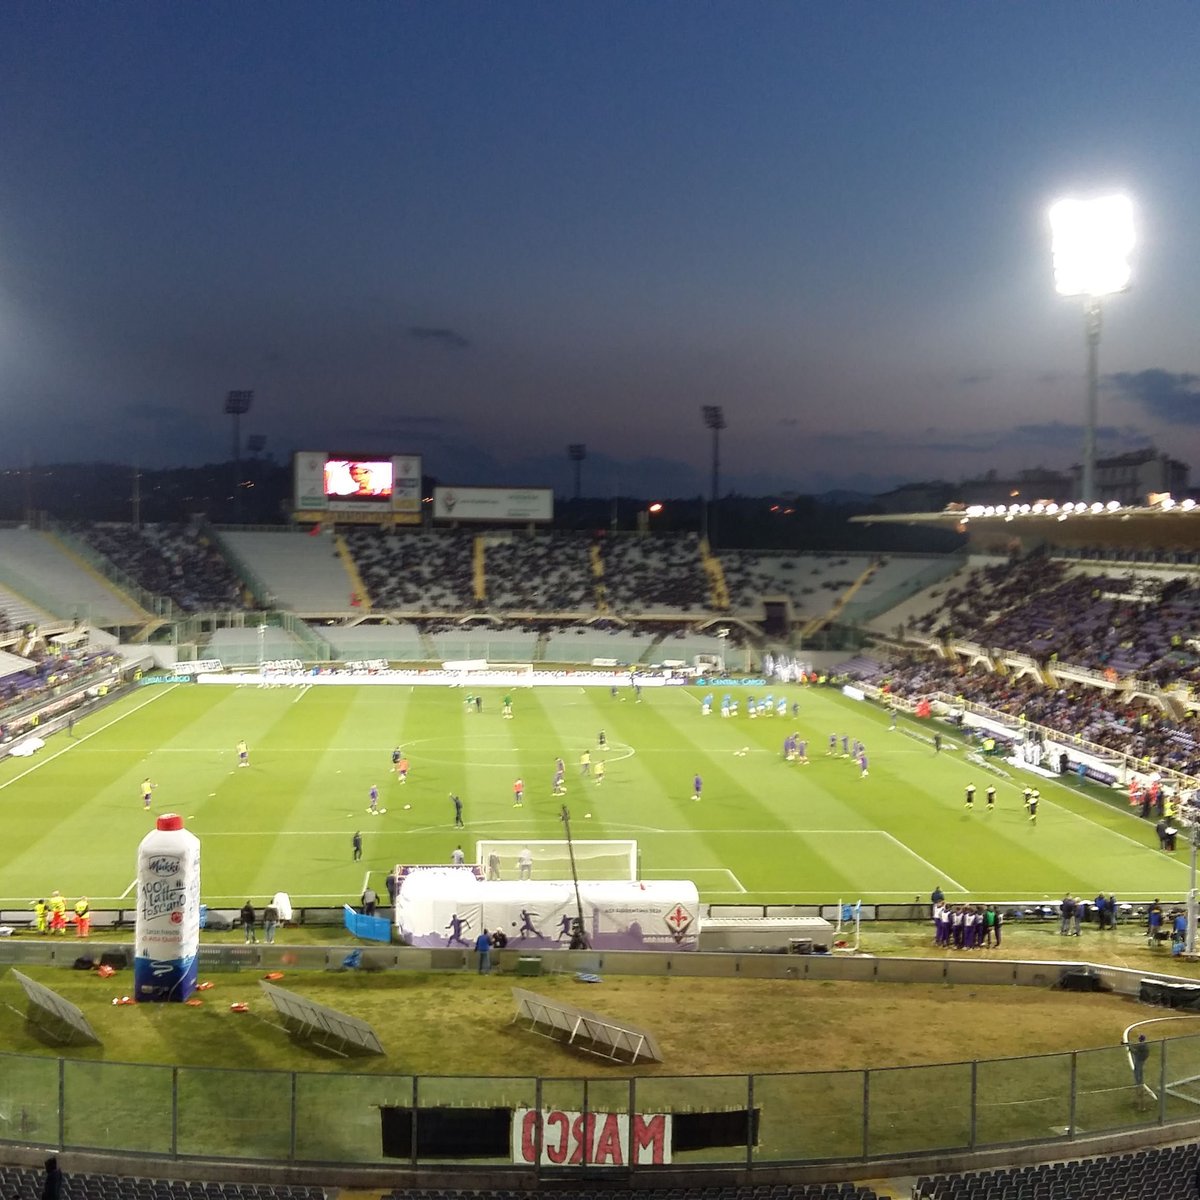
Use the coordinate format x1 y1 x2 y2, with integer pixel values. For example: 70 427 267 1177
474 839 638 882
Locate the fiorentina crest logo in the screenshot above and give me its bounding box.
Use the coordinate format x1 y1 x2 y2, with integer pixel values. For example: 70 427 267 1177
664 902 694 944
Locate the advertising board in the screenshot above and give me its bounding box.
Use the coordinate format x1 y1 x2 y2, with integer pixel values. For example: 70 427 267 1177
433 486 552 524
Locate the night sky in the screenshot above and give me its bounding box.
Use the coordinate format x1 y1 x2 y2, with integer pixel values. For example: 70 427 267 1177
2 2 1199 497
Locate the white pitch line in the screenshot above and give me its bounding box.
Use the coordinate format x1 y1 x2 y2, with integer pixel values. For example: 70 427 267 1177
643 866 747 893
880 831 967 892
120 878 137 899
0 684 180 793
361 869 371 893
292 684 311 704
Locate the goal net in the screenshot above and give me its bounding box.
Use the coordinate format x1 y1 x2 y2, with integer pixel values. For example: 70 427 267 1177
474 839 638 882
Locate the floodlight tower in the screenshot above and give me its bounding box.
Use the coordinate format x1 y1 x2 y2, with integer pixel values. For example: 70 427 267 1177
701 405 726 544
567 443 586 500
224 390 254 523
1048 194 1134 503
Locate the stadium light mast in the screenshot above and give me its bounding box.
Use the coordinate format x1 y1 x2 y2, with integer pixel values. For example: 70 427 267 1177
701 405 726 545
1048 194 1134 503
224 390 254 523
567 444 586 501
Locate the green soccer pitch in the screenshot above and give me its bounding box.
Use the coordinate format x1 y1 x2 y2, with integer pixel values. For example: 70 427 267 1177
0 680 1189 908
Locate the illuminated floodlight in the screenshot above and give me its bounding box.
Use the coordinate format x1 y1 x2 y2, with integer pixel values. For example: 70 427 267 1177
1106 500 1121 511
1049 195 1134 297
1020 503 1032 513
1183 499 1197 511
1049 193 1135 505
1046 503 1058 514
966 505 984 517
1058 513 1068 522
1032 503 1045 513
1090 501 1104 513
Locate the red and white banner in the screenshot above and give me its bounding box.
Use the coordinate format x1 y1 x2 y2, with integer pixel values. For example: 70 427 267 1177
512 1108 671 1166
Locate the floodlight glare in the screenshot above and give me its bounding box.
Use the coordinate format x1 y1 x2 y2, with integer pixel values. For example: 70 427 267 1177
1049 194 1134 297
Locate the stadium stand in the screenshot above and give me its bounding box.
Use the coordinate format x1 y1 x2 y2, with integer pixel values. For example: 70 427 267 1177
913 1142 1200 1200
204 625 314 666
344 528 475 611
74 521 245 612
599 533 709 612
0 1163 326 1200
0 580 52 632
0 528 147 625
483 531 596 611
321 621 426 661
542 623 659 664
218 529 356 612
380 1187 889 1200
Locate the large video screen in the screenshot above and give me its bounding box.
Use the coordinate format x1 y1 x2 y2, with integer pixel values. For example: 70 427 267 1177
323 459 394 500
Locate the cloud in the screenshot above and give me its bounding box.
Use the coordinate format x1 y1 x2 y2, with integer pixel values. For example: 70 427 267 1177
1107 369 1200 424
805 421 1149 458
407 326 471 350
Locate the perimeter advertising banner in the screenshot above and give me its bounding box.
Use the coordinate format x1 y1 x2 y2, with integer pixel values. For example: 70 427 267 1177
433 486 553 524
293 452 422 524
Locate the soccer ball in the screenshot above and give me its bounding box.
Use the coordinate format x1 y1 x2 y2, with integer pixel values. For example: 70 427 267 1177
403 803 411 810
584 812 592 819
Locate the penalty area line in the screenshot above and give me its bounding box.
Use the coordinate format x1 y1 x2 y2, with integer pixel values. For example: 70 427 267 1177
880 831 966 891
120 878 137 899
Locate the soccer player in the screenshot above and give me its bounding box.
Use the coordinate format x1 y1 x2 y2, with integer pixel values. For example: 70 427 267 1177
858 751 869 778
986 785 996 812
841 735 850 757
451 845 465 865
1023 786 1033 809
487 851 501 880
141 778 155 810
518 846 533 880
964 783 976 811
889 707 898 730
692 773 703 802
701 693 713 716
594 760 606 786
475 695 482 714
464 692 474 712
552 763 566 796
450 793 464 828
933 733 942 754
512 777 524 807
797 738 809 764
598 730 607 750
1028 792 1039 825
721 694 731 718
503 694 513 720
827 733 837 756
236 739 250 767
396 755 409 784
579 750 591 776
391 746 402 768
368 784 380 815
747 694 756 720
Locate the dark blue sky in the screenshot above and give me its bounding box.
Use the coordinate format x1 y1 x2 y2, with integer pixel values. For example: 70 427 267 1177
2 2 1199 496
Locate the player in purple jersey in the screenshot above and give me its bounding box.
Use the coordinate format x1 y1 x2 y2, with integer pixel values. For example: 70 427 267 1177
692 773 703 801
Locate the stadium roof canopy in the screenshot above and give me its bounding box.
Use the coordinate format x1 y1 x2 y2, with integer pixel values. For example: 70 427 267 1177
851 499 1200 553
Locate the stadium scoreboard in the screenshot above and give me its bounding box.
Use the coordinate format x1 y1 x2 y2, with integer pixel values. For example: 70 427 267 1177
292 452 422 526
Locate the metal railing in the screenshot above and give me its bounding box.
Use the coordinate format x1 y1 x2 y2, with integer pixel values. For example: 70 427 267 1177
0 1017 1195 1173
1 947 1199 1175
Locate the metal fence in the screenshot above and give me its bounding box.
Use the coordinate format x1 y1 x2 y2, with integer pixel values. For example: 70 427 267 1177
2 987 1199 1174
